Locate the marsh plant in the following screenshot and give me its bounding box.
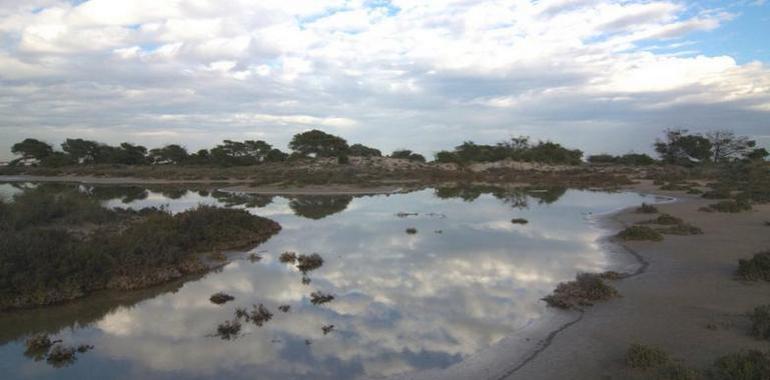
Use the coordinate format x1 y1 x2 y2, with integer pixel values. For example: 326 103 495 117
297 253 324 273
246 304 273 326
542 273 619 309
626 343 670 369
736 251 770 282
749 305 770 340
209 292 235 305
636 203 659 214
46 344 77 367
710 350 770 380
279 251 297 264
310 291 335 305
617 225 664 241
215 319 242 340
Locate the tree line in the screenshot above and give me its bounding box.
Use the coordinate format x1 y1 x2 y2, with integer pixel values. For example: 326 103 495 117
9 128 768 168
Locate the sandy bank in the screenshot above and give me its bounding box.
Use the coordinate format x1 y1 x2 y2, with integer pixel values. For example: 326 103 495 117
505 182 770 379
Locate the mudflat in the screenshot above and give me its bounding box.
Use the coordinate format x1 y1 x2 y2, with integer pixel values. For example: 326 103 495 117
506 182 770 379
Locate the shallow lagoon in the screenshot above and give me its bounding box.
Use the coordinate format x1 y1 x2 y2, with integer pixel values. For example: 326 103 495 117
0 184 660 379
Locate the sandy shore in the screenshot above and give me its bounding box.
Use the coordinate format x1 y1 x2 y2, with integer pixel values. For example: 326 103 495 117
504 182 770 379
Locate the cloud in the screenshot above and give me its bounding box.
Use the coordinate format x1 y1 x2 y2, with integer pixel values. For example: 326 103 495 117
0 0 768 161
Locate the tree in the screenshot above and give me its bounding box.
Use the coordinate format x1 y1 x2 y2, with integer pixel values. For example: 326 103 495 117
11 139 53 161
148 145 189 164
390 150 426 162
264 149 288 162
114 143 148 165
654 129 712 165
706 130 757 163
61 139 102 163
288 130 349 158
348 144 381 157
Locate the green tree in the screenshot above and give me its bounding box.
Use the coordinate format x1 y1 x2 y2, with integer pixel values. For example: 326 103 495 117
654 129 712 165
148 145 189 164
348 144 382 157
706 130 758 163
11 139 54 162
390 149 426 162
289 130 349 158
61 139 102 163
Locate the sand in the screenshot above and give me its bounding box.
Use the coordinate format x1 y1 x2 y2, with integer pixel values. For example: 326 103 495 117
502 182 770 379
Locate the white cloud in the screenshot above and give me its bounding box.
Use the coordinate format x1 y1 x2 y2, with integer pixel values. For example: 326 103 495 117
0 0 769 160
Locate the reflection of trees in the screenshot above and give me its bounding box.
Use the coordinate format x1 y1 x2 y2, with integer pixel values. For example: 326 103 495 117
288 196 352 219
159 188 188 199
211 191 273 208
0 273 204 345
86 186 149 203
526 186 567 205
433 185 567 209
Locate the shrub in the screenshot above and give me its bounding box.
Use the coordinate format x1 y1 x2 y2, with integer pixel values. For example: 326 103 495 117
406 228 418 234
710 350 770 380
511 218 529 224
209 292 235 305
626 343 669 369
310 291 335 305
736 251 770 281
702 188 732 199
749 305 770 340
617 225 664 241
636 203 659 214
658 224 703 236
245 304 273 326
644 214 684 225
706 199 752 213
296 253 324 273
215 319 242 340
542 273 618 309
46 344 77 367
279 251 297 263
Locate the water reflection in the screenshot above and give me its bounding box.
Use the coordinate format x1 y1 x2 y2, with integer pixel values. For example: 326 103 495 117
0 184 656 380
288 196 353 220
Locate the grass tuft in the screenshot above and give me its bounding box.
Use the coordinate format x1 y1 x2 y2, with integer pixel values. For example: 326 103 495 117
542 273 619 309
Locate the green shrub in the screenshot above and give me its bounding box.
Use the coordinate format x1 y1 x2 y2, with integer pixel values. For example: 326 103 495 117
710 350 770 380
626 343 670 369
511 218 529 224
658 224 703 236
406 228 418 234
749 305 770 340
542 273 618 309
736 251 770 281
646 214 684 225
706 199 752 213
617 225 664 241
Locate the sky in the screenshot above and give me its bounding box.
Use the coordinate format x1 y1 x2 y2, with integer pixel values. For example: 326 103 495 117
0 0 768 161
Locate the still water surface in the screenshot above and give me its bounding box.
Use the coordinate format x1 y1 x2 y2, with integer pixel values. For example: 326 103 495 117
0 184 659 379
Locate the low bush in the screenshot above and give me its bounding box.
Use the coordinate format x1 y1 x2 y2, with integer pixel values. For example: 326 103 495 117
209 292 235 305
279 251 297 263
705 199 752 213
709 350 770 380
626 343 670 369
542 273 618 309
658 224 703 236
296 253 324 273
636 203 659 214
655 363 701 380
406 228 418 234
511 218 529 224
643 214 684 225
617 225 664 241
702 188 732 199
736 251 770 281
215 319 242 340
749 305 770 340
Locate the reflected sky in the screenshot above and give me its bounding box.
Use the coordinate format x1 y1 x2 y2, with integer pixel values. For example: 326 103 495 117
0 186 657 379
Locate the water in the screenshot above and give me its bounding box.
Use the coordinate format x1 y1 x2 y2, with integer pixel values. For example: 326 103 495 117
0 183 660 379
